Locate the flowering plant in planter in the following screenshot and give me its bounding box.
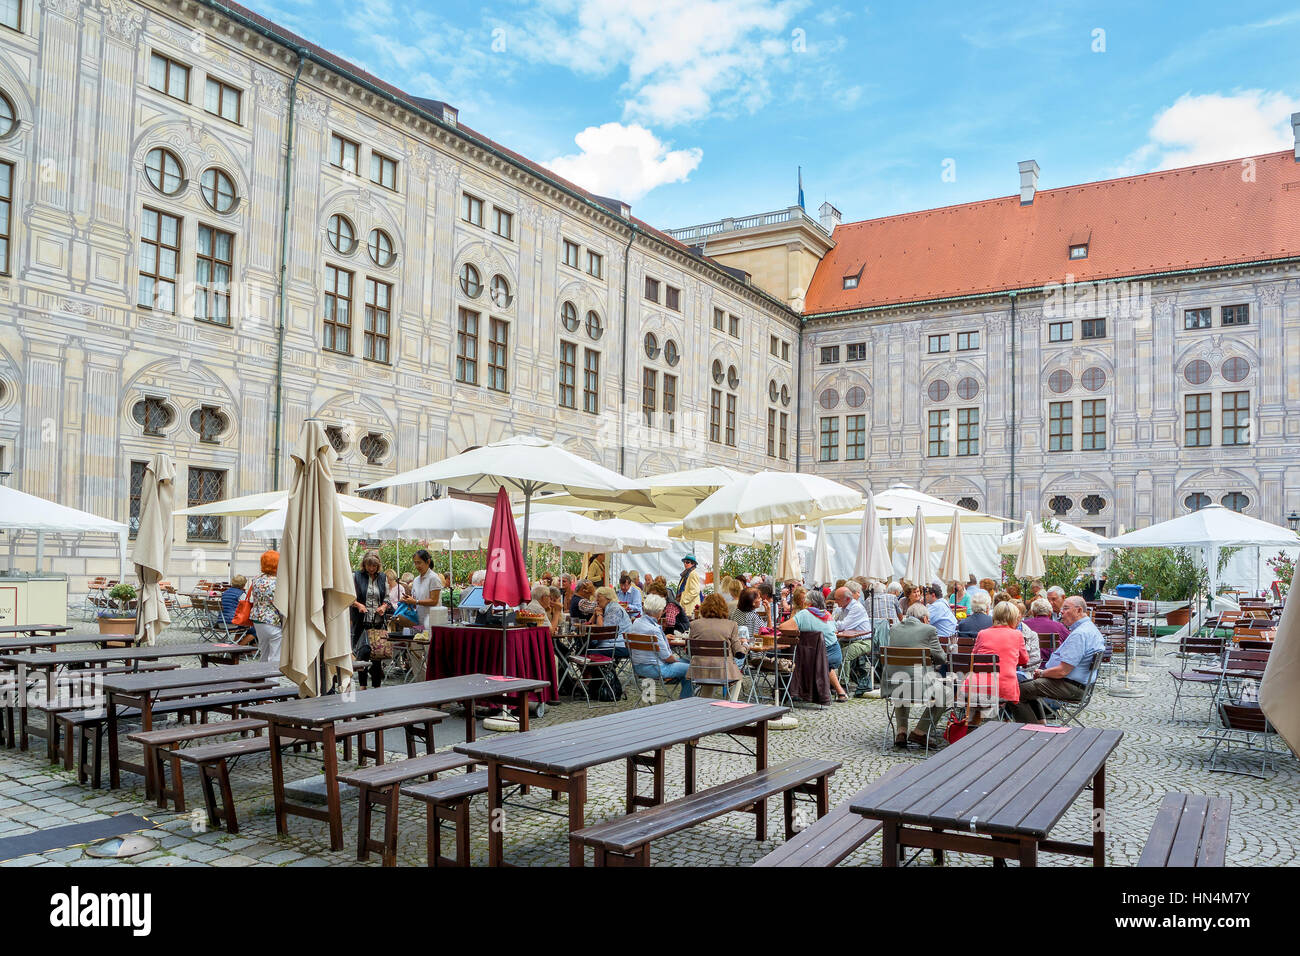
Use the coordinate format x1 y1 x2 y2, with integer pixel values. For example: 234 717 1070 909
1267 552 1294 598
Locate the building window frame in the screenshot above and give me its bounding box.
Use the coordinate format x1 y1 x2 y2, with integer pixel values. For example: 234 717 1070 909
148 51 190 102
956 407 979 456
1081 398 1106 450
927 409 949 458
138 206 181 314
487 317 509 392
582 348 600 414
455 307 479 385
322 263 353 354
1221 390 1250 446
1184 393 1212 447
819 416 839 462
363 277 392 364
1048 401 1073 452
329 133 360 174
203 76 242 124
194 224 233 327
558 340 576 409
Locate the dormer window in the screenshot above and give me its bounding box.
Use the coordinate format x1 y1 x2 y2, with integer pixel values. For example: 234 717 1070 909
842 265 864 290
1069 243 1088 260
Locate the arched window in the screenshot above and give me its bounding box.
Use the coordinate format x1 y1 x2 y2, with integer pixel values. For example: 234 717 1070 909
1184 493 1210 512
1221 492 1249 513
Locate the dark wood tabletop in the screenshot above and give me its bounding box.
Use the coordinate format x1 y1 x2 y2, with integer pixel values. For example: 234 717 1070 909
850 721 1122 838
0 633 137 653
243 673 549 727
0 624 72 636
456 696 790 775
100 662 283 695
0 642 253 669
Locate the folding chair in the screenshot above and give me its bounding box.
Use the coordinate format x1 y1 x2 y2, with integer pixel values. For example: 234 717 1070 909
745 632 797 705
1043 651 1103 727
947 652 1002 724
623 632 679 705
1168 634 1225 721
880 646 938 756
1200 702 1285 778
686 636 739 700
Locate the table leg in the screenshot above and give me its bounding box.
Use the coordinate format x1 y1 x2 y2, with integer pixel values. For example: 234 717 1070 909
44 670 58 763
516 690 530 732
463 704 476 743
1019 839 1038 867
268 722 287 836
107 694 120 789
882 820 899 867
487 761 503 868
652 749 665 806
684 739 697 795
1092 763 1106 868
568 769 587 868
322 724 342 851
754 719 769 840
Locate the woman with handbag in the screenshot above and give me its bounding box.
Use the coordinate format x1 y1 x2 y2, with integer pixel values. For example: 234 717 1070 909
247 553 283 665
351 550 391 688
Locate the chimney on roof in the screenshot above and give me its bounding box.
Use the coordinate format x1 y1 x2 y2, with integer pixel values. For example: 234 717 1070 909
1018 160 1040 205
1292 112 1300 161
818 201 841 233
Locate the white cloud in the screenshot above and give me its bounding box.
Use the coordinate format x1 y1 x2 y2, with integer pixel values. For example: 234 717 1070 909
545 123 703 200
1118 90 1300 174
503 0 807 125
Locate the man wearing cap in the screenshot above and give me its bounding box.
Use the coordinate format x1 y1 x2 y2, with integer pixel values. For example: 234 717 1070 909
678 555 703 617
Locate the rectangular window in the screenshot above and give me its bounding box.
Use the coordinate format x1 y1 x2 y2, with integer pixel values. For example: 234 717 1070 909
766 408 776 457
138 207 181 313
846 342 866 362
582 349 600 414
322 264 353 354
0 0 19 31
562 239 579 268
842 275 858 289
1184 307 1211 330
369 151 398 190
928 334 949 354
779 412 788 460
1069 244 1088 259
957 407 979 456
586 250 603 279
203 77 241 123
1222 391 1250 445
956 331 980 351
194 224 233 326
1049 401 1073 452
819 417 839 462
728 314 740 338
781 341 790 362
662 374 677 433
642 367 657 427
330 133 359 174
0 161 10 275
455 308 479 385
1082 398 1106 450
1081 318 1106 339
665 286 681 312
709 389 721 443
558 341 576 409
461 193 484 227
644 277 660 303
845 414 865 461
1184 393 1211 447
186 467 226 542
713 308 726 332
129 460 147 538
927 409 949 457
820 346 840 365
1049 321 1072 342
1221 304 1250 327
148 52 189 101
363 278 391 364
769 334 779 356
725 393 737 447
492 206 513 240
487 318 508 392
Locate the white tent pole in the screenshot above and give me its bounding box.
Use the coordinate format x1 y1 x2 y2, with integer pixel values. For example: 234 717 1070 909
34 531 44 573
713 530 720 585
119 529 128 580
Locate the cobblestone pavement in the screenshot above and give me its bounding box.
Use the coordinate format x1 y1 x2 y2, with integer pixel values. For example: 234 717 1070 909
1 621 1296 867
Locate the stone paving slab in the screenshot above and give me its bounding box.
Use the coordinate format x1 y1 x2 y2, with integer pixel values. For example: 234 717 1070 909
0 621 1295 866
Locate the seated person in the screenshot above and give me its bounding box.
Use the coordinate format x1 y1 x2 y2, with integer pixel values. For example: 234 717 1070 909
949 580 970 611
569 580 597 623
517 583 550 625
957 592 993 637
220 574 247 627
591 586 632 658
1023 597 1069 647
779 588 850 702
628 594 692 697
1009 596 1106 723
615 572 643 615
729 587 766 635
688 594 747 700
390 572 420 627
965 601 1030 725
884 603 947 747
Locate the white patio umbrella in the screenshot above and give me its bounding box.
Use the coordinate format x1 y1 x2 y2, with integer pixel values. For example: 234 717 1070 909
999 529 1100 558
0 485 129 578
681 471 862 533
355 434 650 557
241 504 366 540
132 453 175 646
274 421 354 697
363 496 496 542
175 489 400 521
591 518 671 554
936 509 967 586
519 511 619 552
809 520 832 586
666 523 813 548
904 506 932 584
776 523 802 581
852 490 893 582
1015 512 1048 579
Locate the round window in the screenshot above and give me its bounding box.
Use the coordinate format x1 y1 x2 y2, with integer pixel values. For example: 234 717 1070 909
956 377 979 400
664 340 680 366
490 274 512 309
0 92 15 138
644 332 660 360
367 229 396 267
820 388 839 409
1184 360 1211 385
927 380 949 402
727 365 739 389
144 148 184 195
768 380 779 402
1221 357 1249 383
780 384 790 407
1081 367 1106 391
711 360 724 385
585 310 603 340
200 168 237 213
846 386 866 408
561 301 579 333
458 262 481 297
1048 369 1073 393
327 214 357 255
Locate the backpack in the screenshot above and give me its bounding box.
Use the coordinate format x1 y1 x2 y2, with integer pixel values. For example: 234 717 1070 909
596 671 624 702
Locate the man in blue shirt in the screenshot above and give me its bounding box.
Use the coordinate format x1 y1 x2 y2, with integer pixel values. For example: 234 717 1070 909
1009 595 1106 722
923 584 957 640
616 572 643 615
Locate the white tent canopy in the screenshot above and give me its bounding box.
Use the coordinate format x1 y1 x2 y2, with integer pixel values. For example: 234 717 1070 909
0 485 129 577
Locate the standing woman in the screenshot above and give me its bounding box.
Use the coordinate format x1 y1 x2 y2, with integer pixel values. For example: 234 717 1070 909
351 550 390 688
409 549 445 628
248 552 283 664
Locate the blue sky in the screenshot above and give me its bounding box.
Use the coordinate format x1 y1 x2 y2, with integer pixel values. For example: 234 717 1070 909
255 0 1300 229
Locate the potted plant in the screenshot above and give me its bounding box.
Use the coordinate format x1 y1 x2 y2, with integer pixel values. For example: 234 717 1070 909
97 583 138 636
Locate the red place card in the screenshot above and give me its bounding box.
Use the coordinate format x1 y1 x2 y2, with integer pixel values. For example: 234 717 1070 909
484 675 515 682
1021 724 1070 733
212 644 239 649
710 701 752 709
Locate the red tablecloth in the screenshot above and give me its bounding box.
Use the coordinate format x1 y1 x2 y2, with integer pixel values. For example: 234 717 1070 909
425 624 558 703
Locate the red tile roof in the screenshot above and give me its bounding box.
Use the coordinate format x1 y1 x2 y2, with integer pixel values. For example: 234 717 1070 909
803 150 1300 314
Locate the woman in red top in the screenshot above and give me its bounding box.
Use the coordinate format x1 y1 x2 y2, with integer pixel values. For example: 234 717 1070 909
966 601 1030 723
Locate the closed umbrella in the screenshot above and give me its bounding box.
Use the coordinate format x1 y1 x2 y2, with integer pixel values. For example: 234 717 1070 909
132 453 175 646
1260 591 1300 755
936 509 967 587
483 486 530 683
809 520 832 586
904 506 932 584
1015 512 1047 580
852 490 893 581
275 421 354 697
777 523 802 581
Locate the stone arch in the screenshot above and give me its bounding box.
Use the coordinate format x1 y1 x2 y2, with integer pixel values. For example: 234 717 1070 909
120 358 240 444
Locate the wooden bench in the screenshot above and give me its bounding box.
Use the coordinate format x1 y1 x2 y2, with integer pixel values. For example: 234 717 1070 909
175 736 274 833
129 718 269 812
571 757 840 866
752 765 907 867
337 708 445 767
1137 792 1230 867
402 770 491 867
338 751 477 867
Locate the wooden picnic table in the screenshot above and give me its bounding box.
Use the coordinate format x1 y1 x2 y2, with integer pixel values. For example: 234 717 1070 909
0 624 73 637
0 633 140 656
243 674 548 851
850 721 1122 867
455 696 790 867
102 662 285 788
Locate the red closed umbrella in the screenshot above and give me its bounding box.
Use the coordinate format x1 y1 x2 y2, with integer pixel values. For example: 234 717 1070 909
483 487 530 676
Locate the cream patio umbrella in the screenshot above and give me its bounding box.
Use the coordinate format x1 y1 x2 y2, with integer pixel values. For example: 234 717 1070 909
999 529 1100 558
1261 589 1300 756
936 509 967 588
776 523 802 582
809 520 832 586
852 490 894 581
360 496 494 587
904 506 933 585
131 453 175 646
681 471 862 533
591 518 672 554
241 503 367 540
274 421 355 697
175 489 401 521
1015 512 1048 580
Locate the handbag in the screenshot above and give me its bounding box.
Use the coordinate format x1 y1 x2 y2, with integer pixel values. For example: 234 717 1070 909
232 595 252 627
366 627 393 661
943 714 972 745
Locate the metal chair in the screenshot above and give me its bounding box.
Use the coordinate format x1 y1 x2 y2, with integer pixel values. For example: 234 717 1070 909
1200 702 1284 778
880 646 939 756
1042 651 1103 727
1168 634 1226 721
947 652 1003 724
623 632 678 705
745 632 797 705
685 636 738 700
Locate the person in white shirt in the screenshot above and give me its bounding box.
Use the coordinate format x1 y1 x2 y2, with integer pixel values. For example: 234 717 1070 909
409 549 445 628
